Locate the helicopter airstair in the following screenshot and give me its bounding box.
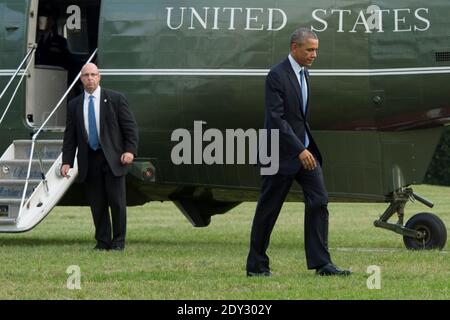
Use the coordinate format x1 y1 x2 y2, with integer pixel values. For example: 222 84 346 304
0 140 78 232
0 48 97 232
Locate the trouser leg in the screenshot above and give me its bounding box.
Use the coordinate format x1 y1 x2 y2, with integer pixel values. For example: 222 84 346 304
247 174 293 272
85 149 111 248
105 171 127 247
295 164 331 269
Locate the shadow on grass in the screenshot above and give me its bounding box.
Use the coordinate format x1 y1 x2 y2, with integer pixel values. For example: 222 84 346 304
0 236 249 249
0 237 92 247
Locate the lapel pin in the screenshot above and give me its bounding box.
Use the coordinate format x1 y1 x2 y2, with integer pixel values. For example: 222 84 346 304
104 99 107 103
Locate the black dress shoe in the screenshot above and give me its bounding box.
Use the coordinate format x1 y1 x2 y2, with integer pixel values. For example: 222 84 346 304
316 263 352 276
93 245 110 251
246 270 272 277
110 245 125 251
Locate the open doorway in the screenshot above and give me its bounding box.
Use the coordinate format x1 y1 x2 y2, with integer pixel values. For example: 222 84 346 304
26 0 100 129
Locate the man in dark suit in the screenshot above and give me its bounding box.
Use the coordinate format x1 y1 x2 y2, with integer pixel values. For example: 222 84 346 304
246 28 351 276
61 63 138 251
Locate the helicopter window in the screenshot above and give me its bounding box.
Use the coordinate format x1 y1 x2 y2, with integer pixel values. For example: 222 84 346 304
63 19 89 54
36 0 100 57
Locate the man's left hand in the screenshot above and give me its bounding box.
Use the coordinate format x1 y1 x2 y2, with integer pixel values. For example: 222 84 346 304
121 152 134 165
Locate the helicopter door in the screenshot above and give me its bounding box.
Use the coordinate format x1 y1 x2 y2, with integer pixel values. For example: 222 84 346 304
25 0 101 129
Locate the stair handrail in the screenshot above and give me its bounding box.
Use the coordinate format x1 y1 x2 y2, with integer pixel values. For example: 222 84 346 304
17 48 98 222
0 45 36 103
0 52 35 126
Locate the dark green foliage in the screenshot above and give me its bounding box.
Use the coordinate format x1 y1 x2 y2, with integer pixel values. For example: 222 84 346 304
425 128 450 186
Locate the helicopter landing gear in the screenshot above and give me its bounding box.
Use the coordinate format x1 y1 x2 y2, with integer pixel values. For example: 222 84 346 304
374 187 447 250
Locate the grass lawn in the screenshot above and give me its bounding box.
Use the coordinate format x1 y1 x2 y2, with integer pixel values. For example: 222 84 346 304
0 185 448 300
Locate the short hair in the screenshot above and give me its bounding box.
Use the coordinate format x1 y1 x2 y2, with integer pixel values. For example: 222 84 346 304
290 28 318 46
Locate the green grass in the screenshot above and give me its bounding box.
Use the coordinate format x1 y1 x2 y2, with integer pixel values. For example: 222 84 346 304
0 185 448 299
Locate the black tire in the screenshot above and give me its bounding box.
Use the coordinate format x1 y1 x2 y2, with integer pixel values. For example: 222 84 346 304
403 212 447 250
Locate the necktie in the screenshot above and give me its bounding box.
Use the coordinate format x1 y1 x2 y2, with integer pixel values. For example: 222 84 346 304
88 95 99 150
300 69 309 148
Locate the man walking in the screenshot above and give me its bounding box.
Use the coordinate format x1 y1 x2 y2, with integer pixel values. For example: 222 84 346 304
246 28 351 276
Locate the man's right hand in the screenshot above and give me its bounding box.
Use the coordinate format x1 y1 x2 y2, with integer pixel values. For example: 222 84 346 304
60 164 71 178
298 149 317 170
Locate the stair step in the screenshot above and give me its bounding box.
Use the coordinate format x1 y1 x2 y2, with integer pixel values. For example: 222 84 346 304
0 199 22 219
13 140 63 145
0 179 41 185
0 218 17 225
13 140 62 160
0 179 41 199
0 160 54 179
0 198 22 204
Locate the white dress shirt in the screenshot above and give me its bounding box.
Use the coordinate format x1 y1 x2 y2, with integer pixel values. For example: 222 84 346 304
83 86 101 140
288 54 310 147
288 54 308 95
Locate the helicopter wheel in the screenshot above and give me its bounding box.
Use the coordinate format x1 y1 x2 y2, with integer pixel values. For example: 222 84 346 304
403 212 447 250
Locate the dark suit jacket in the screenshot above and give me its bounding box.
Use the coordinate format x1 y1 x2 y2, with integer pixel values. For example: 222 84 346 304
264 58 322 175
62 88 139 181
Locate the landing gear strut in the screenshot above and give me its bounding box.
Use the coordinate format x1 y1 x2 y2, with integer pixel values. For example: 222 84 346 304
374 187 447 250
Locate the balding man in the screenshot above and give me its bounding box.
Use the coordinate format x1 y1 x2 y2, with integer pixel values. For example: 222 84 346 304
61 63 138 251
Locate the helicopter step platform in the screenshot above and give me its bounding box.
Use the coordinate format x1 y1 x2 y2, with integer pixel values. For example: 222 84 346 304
0 140 78 232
